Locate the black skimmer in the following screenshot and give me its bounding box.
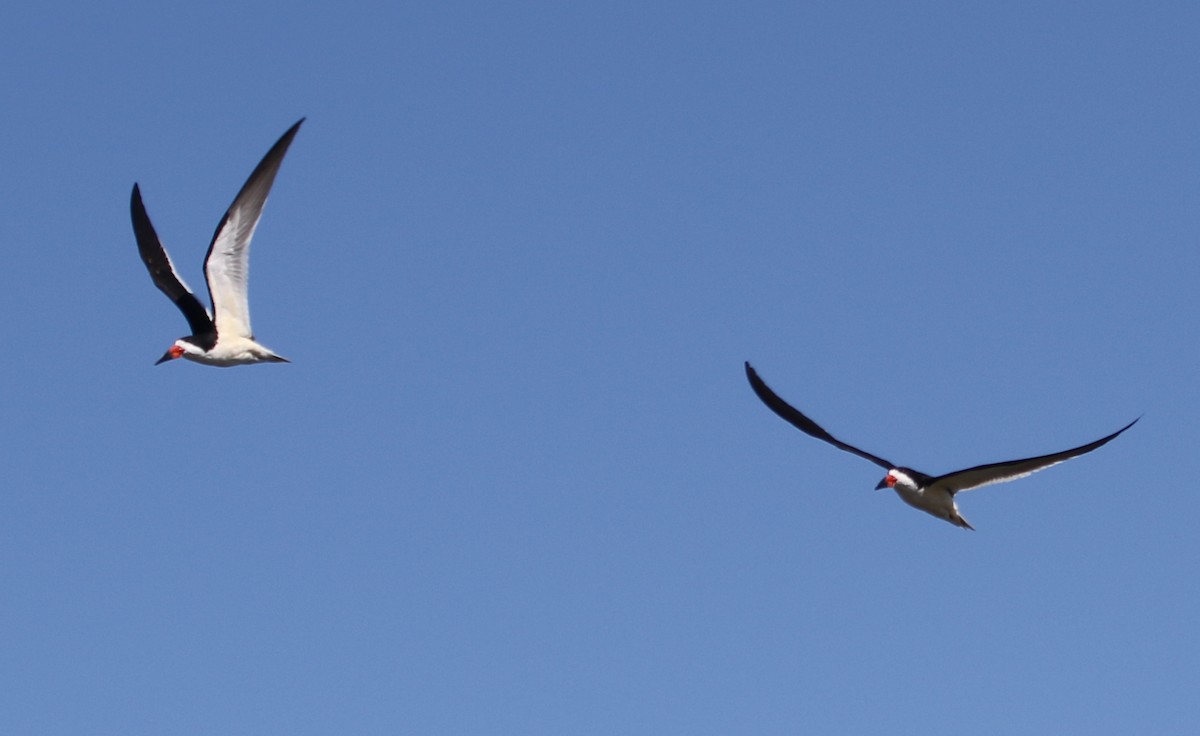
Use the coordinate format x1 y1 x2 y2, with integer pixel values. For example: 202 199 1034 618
130 119 303 367
744 362 1137 530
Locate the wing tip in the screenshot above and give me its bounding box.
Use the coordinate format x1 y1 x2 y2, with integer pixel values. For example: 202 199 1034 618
281 117 306 143
743 361 772 400
1104 416 1140 443
744 360 762 385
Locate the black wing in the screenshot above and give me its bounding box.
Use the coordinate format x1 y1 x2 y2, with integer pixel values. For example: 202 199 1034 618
930 418 1139 494
745 362 895 470
130 183 214 337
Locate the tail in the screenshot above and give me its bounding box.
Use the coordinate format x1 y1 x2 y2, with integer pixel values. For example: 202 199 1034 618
950 511 975 531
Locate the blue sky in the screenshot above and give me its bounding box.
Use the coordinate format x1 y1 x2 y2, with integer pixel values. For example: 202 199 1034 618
1 1 1196 733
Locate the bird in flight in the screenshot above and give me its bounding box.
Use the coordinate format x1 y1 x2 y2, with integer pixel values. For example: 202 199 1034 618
744 362 1137 529
130 119 304 367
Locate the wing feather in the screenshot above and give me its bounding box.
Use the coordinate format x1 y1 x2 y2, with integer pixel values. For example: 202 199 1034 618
130 183 214 337
204 119 303 339
745 362 895 470
930 418 1139 494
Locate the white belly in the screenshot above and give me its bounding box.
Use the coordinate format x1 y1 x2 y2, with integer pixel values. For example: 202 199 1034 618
893 486 960 524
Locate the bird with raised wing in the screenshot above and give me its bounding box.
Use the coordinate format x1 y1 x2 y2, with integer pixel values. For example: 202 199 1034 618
131 119 303 366
744 362 1136 529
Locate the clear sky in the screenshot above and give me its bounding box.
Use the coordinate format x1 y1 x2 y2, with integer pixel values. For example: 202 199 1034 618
0 2 1195 734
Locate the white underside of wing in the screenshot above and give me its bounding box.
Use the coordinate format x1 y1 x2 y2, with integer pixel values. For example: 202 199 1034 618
206 206 259 339
938 457 1071 494
932 419 1136 496
201 119 302 343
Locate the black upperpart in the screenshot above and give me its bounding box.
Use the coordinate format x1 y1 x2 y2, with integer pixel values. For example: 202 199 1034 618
130 183 216 338
182 333 218 352
744 362 896 471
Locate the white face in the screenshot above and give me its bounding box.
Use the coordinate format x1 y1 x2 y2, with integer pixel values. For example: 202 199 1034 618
160 339 204 363
886 470 918 490
175 339 203 357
